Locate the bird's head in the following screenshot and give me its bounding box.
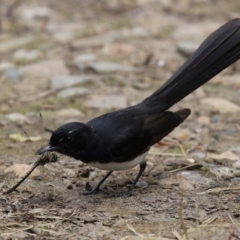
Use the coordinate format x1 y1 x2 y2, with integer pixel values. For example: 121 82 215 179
36 122 92 157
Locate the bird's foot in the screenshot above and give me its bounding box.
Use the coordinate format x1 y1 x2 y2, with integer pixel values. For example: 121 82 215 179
83 186 100 195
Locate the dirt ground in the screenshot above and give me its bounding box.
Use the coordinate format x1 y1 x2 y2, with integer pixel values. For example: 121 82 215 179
1 0 240 239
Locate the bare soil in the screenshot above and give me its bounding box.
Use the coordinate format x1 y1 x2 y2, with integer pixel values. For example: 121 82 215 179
1 0 240 239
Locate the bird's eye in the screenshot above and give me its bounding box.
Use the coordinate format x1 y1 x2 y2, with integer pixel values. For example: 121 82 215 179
66 136 72 142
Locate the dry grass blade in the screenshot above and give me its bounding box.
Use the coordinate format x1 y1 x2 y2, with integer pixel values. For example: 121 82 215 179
197 186 240 195
163 137 188 157
178 200 189 240
201 216 218 225
20 89 57 102
1 225 34 237
228 214 235 224
172 230 184 240
3 152 59 194
126 223 144 238
149 137 188 158
169 163 202 173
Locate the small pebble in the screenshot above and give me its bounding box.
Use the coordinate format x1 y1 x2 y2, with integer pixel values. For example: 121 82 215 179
4 69 22 81
135 181 148 188
74 53 97 64
81 169 90 178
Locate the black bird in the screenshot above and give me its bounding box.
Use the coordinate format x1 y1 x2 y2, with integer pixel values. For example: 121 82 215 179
37 19 240 196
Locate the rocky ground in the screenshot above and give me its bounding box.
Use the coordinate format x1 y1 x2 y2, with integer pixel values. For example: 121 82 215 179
1 0 240 239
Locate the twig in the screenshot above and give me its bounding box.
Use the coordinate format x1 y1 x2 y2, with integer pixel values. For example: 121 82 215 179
20 89 57 102
3 152 59 194
44 127 54 133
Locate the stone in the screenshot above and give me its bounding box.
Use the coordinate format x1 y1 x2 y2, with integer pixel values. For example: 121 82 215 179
86 61 140 73
72 36 104 49
17 7 53 20
46 22 59 33
53 31 75 43
101 43 134 56
5 113 30 125
200 98 240 113
63 168 76 177
180 171 213 186
197 116 210 125
13 49 41 62
0 36 35 53
172 21 220 42
83 95 128 109
0 104 10 113
20 60 69 79
157 59 166 68
208 166 240 178
57 87 90 98
4 69 22 81
190 151 206 160
72 29 131 49
135 181 148 188
168 127 191 141
210 74 240 88
52 22 85 43
73 53 97 64
208 151 239 161
0 62 14 72
16 7 54 30
232 160 240 169
51 75 99 90
131 26 149 38
177 41 199 56
55 108 84 118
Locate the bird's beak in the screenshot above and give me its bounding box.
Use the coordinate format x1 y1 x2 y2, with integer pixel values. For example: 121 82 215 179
36 144 58 155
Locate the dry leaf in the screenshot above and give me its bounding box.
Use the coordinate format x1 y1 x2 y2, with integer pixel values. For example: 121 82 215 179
208 151 239 161
9 133 42 142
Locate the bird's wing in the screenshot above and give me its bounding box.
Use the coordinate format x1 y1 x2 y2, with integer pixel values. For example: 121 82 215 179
88 108 190 162
87 108 146 161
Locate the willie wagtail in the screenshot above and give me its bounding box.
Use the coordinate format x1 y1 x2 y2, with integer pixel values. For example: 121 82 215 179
37 19 240 196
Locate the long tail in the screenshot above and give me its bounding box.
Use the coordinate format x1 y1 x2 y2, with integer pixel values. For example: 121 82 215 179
142 18 240 111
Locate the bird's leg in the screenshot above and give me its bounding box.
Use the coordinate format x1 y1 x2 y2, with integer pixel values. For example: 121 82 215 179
84 171 113 195
111 162 147 197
